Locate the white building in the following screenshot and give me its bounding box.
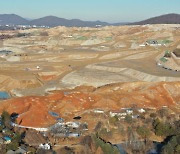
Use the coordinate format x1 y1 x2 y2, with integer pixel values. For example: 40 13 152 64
68 133 80 137
126 109 133 114
39 143 51 150
138 109 146 113
110 111 127 117
93 109 105 114
66 122 80 128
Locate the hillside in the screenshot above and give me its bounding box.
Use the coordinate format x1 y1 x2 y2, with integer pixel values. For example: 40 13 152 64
0 82 179 127
0 14 110 27
131 13 180 25
0 14 28 25
1 13 180 27
29 16 110 27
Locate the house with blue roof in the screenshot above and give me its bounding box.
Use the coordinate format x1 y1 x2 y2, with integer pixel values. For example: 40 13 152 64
48 111 59 118
3 136 12 144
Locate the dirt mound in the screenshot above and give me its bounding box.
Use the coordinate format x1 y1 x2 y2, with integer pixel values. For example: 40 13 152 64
0 75 40 91
38 72 61 81
0 82 179 127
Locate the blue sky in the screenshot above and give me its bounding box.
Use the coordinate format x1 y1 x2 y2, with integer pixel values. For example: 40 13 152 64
0 0 180 23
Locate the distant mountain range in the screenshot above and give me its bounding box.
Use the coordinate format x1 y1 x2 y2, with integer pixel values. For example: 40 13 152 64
0 13 180 27
130 13 180 25
29 16 111 27
0 14 28 25
0 14 111 27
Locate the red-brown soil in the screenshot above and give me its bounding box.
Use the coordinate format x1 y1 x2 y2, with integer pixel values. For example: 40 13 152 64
0 82 179 127
40 75 57 81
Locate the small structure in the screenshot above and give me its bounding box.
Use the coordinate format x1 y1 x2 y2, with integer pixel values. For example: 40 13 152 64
66 35 73 38
138 109 146 113
160 57 168 63
164 51 171 58
146 40 164 46
93 109 105 114
96 25 102 28
56 118 64 122
110 108 133 119
126 109 133 114
48 111 59 118
66 122 80 128
139 44 146 47
68 133 80 138
110 111 127 117
3 136 11 144
132 115 139 119
39 143 51 150
36 66 40 70
50 121 85 138
0 50 12 56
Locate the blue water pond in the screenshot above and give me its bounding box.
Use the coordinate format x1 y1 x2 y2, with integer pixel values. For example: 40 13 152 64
0 92 11 100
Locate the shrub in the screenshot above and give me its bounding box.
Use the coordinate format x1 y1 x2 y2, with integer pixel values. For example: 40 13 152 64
12 132 22 143
109 115 119 125
93 135 119 154
40 32 49 36
98 128 112 138
154 121 174 137
136 126 151 139
94 121 102 132
27 146 36 154
158 108 169 118
152 118 160 128
150 113 157 118
161 135 180 154
125 115 133 124
6 141 19 151
16 33 26 37
164 51 171 58
1 111 11 129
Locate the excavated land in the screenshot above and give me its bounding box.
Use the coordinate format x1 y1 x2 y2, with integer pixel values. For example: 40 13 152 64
0 24 179 129
0 81 179 128
0 24 179 96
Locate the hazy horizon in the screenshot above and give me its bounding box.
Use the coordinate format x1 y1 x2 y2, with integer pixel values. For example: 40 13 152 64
0 0 180 23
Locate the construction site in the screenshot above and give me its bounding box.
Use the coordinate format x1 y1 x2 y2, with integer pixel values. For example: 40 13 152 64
0 24 180 153
0 24 179 96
